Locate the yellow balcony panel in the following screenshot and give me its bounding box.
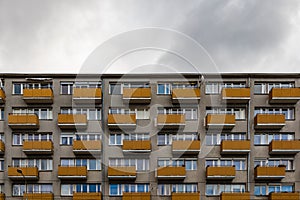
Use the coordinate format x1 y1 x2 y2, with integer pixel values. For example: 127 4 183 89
58 166 87 179
205 114 235 129
156 166 186 180
73 88 102 104
268 192 300 200
73 192 102 200
171 192 200 200
23 88 53 104
123 88 151 103
123 192 151 200
221 88 250 103
0 193 4 200
8 114 39 130
269 140 300 154
23 141 53 155
0 140 4 154
172 88 200 103
254 114 285 129
107 114 136 129
108 166 136 179
220 192 250 200
157 114 185 129
269 88 300 104
8 167 39 180
206 166 235 180
122 140 151 153
221 140 250 154
0 88 5 104
73 140 102 154
58 114 87 129
254 166 286 180
172 140 200 155
23 193 54 200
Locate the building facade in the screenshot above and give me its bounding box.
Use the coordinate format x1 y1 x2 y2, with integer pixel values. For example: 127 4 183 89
0 73 300 200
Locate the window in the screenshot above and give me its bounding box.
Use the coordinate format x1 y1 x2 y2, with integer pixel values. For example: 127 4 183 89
109 158 149 171
157 83 171 94
109 108 150 120
158 108 198 120
13 82 52 95
12 108 53 120
109 133 149 145
157 133 198 146
60 82 73 94
205 82 246 94
205 159 246 170
12 159 53 171
254 133 294 145
60 132 101 145
61 184 101 196
13 184 52 196
254 159 294 170
158 158 197 170
0 108 4 120
254 184 293 196
206 133 246 145
109 83 122 94
60 133 74 145
254 82 294 94
60 159 101 170
172 82 198 89
254 108 294 120
74 81 101 88
109 184 149 196
0 133 4 142
205 184 245 196
61 108 101 120
158 184 197 196
13 133 52 145
0 159 4 171
206 107 246 120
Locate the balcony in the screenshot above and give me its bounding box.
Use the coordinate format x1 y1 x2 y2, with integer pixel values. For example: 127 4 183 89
0 88 5 103
23 141 53 155
172 88 200 103
220 192 250 200
220 140 250 154
8 167 39 180
108 114 136 129
23 88 53 104
58 114 87 129
254 114 285 129
23 193 54 200
269 88 300 104
73 88 102 104
156 166 186 180
205 114 235 129
123 88 151 104
171 192 200 200
0 140 4 154
0 193 4 200
269 140 300 154
122 140 151 153
123 192 151 200
108 166 136 179
268 192 300 200
254 166 286 180
221 88 250 103
157 114 185 129
73 140 101 154
172 140 201 155
58 166 87 179
73 192 102 200
206 166 235 180
8 113 39 130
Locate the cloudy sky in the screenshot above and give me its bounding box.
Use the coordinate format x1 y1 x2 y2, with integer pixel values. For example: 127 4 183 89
0 0 300 73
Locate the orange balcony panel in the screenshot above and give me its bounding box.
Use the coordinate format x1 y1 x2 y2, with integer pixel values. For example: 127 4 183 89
254 114 285 129
157 114 185 129
107 114 136 129
73 88 102 104
73 192 102 200
156 166 186 180
0 88 5 104
123 88 151 103
8 114 39 129
269 140 300 154
254 166 286 180
205 114 235 129
123 192 151 200
268 192 300 200
122 140 151 153
220 192 250 200
73 140 101 154
23 141 53 155
172 140 200 154
269 88 300 104
0 140 4 154
23 193 54 200
206 166 235 180
0 193 4 200
221 140 250 154
171 192 200 200
58 166 87 179
108 166 136 179
58 114 87 129
23 88 53 104
8 167 39 180
172 88 200 103
221 88 250 103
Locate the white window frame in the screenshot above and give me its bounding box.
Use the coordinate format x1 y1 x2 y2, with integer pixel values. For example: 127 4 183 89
157 83 171 95
205 158 246 170
109 158 149 171
60 82 74 95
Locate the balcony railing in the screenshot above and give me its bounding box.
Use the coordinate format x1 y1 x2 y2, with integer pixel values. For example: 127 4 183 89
157 114 185 129
57 114 88 129
57 166 87 179
23 88 53 104
221 88 250 103
73 140 102 154
254 114 285 129
73 192 102 200
172 88 200 103
0 88 5 104
0 193 4 200
23 193 54 200
156 166 186 180
123 88 151 103
8 113 39 130
269 140 300 154
73 88 102 104
269 88 300 104
171 192 200 200
8 167 39 180
268 192 300 200
254 166 286 180
122 140 151 153
0 140 4 155
107 114 136 129
206 166 236 180
205 114 235 129
23 141 53 155
123 192 151 200
172 140 201 154
220 192 250 200
107 166 136 179
220 140 250 154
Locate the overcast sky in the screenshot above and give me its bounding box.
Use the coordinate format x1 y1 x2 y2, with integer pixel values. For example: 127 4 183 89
0 0 300 73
